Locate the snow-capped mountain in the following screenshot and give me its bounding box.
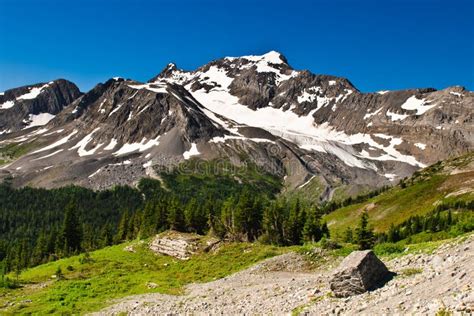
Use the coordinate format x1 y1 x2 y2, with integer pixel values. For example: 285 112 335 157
0 79 81 133
0 51 472 198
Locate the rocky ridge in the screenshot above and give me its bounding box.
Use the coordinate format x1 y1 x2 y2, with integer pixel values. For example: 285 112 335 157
0 52 472 197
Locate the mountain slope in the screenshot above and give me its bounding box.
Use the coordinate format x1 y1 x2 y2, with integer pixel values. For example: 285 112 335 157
0 79 81 133
0 51 472 198
324 152 474 235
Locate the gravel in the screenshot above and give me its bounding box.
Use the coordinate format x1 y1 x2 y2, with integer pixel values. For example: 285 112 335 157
93 235 474 315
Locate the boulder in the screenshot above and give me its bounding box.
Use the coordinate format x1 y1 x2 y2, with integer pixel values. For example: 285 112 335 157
330 250 392 297
149 231 201 260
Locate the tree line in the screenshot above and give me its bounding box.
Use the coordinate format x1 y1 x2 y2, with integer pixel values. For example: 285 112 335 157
0 167 331 274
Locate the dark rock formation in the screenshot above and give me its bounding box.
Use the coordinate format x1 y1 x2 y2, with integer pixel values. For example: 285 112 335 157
0 79 81 132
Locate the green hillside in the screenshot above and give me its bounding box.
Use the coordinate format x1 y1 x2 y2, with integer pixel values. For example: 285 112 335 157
0 240 289 314
325 152 474 236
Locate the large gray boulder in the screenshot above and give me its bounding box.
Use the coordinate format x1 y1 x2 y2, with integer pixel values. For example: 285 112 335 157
330 250 392 297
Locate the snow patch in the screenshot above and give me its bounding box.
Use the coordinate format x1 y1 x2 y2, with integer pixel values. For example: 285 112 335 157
128 83 167 94
401 96 436 115
386 110 409 121
384 173 397 181
143 160 153 168
363 107 383 120
183 143 200 159
0 100 15 109
23 113 55 128
108 103 124 117
88 168 103 178
70 128 103 157
104 138 118 150
32 149 64 161
17 83 49 100
32 130 78 154
298 176 315 189
414 143 426 150
113 136 160 156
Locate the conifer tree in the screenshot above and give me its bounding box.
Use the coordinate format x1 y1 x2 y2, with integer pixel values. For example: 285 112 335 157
60 202 82 255
302 208 322 242
167 200 185 231
262 201 283 244
355 211 375 250
115 210 130 243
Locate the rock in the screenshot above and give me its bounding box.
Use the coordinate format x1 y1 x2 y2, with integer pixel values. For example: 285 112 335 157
329 250 392 297
123 245 136 253
149 231 202 260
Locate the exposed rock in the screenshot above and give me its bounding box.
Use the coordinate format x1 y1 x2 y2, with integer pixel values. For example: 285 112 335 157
123 245 136 253
0 79 81 133
330 250 392 297
149 231 202 260
146 282 158 289
1 52 473 197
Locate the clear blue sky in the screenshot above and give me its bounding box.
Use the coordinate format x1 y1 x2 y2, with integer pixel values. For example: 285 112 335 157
1 0 473 93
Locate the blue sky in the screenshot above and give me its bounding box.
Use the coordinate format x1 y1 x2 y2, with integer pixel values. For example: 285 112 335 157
0 0 473 92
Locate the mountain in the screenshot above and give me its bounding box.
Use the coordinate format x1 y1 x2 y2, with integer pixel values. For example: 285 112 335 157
0 51 472 198
0 79 81 133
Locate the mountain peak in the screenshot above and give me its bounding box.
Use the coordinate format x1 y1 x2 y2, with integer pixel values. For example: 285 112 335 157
225 50 289 65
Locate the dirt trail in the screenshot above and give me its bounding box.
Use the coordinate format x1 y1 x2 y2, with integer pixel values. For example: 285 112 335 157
95 235 474 315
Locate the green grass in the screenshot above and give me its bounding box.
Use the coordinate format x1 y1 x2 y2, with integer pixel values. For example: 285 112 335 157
0 142 38 161
283 176 326 204
400 268 423 276
325 174 450 236
324 152 474 238
0 241 289 314
2 232 471 315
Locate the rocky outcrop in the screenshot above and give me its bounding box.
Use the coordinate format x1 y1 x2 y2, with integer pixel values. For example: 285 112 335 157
149 231 202 260
329 250 392 297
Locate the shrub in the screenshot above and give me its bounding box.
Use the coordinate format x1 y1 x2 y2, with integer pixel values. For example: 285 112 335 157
374 242 405 255
320 237 341 250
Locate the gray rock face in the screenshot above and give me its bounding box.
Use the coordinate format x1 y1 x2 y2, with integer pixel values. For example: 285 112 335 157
0 79 81 133
330 250 392 297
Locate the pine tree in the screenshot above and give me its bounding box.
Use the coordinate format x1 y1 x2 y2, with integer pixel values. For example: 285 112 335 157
99 222 114 248
140 202 157 238
355 211 375 250
60 202 82 255
321 222 330 238
220 197 237 240
286 199 304 245
262 200 286 245
115 210 130 243
387 223 400 242
32 232 48 266
302 209 322 243
343 227 353 243
184 198 207 234
167 200 185 232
